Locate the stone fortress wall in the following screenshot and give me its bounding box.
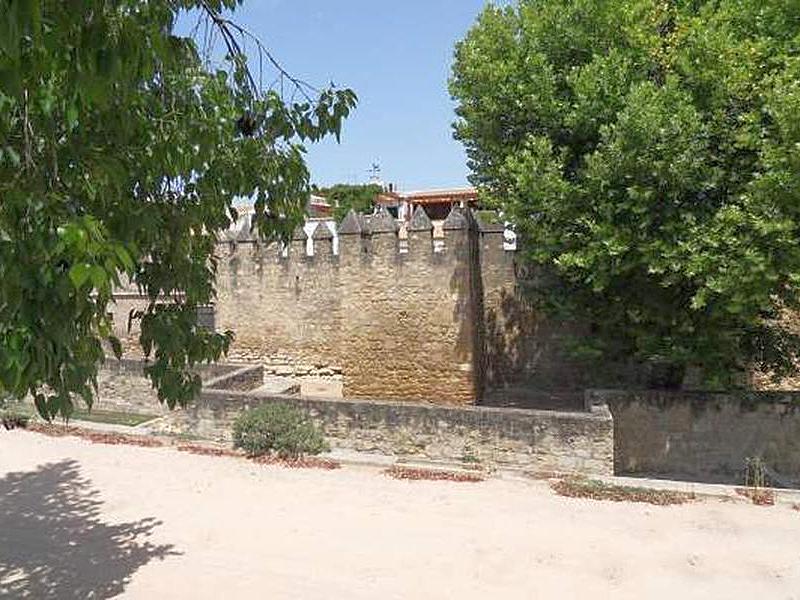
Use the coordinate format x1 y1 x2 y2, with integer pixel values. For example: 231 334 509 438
217 207 484 404
206 205 590 405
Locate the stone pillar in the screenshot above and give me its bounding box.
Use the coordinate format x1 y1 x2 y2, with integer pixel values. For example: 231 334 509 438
337 209 366 265
290 224 308 259
474 212 509 275
407 205 433 258
368 205 399 256
442 206 469 257
442 206 480 400
312 222 334 259
473 211 510 391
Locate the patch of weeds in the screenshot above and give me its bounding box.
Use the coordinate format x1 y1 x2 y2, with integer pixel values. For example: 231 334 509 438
460 447 482 468
384 465 484 483
167 431 204 442
29 423 165 448
252 454 341 470
177 443 242 458
550 477 694 506
738 457 776 506
1 410 30 430
734 487 775 506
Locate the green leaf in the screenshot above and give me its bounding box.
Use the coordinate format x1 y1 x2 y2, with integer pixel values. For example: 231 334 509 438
89 265 107 290
68 264 92 288
113 245 135 272
66 101 79 130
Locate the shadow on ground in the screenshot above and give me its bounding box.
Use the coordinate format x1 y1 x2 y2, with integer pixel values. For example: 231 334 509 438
0 459 178 598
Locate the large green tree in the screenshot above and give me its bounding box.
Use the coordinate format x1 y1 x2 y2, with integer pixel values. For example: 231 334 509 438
451 0 800 385
0 1 355 418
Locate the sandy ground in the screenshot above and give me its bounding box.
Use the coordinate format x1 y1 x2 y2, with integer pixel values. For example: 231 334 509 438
1 431 799 599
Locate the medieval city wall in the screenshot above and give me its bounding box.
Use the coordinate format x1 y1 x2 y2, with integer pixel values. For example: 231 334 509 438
214 209 484 404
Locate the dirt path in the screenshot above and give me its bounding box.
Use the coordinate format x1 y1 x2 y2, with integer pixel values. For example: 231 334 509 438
2 430 799 599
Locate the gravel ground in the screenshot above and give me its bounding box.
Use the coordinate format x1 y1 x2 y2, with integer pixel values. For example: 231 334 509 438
2 430 799 599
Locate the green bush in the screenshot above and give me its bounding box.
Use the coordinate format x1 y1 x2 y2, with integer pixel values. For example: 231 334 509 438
232 403 329 458
1 410 31 430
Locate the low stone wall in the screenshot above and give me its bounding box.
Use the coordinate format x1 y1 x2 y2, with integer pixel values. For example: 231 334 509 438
590 389 800 486
101 357 241 381
95 367 164 415
205 365 265 392
149 390 614 476
96 359 245 415
100 357 150 377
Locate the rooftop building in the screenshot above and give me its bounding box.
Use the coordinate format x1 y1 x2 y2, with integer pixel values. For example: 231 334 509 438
375 187 479 221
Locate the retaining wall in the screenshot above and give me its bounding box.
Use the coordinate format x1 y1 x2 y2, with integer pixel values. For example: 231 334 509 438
591 389 800 486
147 389 613 475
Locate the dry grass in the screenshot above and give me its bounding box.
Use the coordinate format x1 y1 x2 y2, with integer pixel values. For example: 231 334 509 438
252 454 341 470
71 408 158 427
28 423 166 448
384 465 485 483
749 309 800 390
177 443 243 458
25 424 340 469
735 487 776 506
550 477 694 506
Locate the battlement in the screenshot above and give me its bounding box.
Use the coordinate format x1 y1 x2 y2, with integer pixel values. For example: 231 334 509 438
217 206 515 266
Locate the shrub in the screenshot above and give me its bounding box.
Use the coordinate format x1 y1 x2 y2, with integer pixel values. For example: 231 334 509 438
232 403 329 458
1 410 31 430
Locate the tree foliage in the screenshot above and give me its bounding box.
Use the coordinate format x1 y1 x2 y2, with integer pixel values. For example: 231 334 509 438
0 1 356 418
313 183 382 221
451 0 800 384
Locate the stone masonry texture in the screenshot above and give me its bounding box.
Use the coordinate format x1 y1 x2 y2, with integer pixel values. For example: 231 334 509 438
210 211 590 405
591 389 800 486
214 216 486 404
154 388 615 476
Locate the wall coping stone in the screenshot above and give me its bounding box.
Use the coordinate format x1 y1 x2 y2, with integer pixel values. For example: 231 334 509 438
443 207 468 230
312 222 334 240
587 388 800 410
408 206 433 232
201 387 613 426
338 209 363 235
204 365 265 392
369 206 398 234
291 225 308 241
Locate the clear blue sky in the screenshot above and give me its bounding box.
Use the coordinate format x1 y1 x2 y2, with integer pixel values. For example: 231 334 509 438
177 1 494 191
